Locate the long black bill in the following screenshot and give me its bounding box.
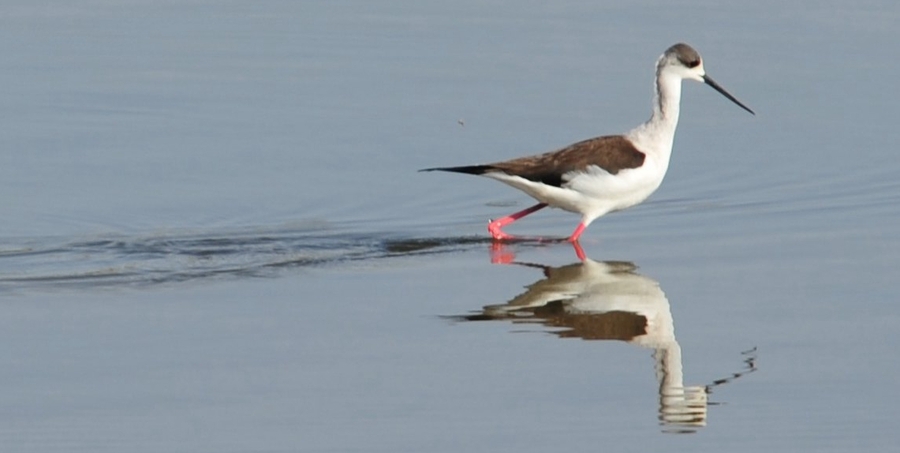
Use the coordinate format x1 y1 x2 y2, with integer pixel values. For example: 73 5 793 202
703 74 755 115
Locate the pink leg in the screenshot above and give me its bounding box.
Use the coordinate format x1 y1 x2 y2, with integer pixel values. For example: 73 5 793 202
488 203 547 240
567 222 586 242
571 240 587 261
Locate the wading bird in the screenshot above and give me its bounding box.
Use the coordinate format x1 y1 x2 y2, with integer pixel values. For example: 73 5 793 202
421 43 754 241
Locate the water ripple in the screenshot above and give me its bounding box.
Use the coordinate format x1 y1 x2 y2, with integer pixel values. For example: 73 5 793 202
0 227 492 293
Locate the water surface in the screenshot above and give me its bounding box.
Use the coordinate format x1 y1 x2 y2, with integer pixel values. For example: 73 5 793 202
2 1 899 452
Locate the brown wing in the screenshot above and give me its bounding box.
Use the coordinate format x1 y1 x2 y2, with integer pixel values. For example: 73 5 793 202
487 135 646 187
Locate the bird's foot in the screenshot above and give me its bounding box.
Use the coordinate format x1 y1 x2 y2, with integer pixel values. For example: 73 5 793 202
488 220 516 241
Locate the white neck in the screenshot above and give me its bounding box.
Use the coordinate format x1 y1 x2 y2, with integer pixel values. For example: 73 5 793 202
627 68 683 158
651 70 682 127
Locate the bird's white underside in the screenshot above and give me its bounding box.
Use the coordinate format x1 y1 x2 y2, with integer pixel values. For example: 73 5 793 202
483 153 668 227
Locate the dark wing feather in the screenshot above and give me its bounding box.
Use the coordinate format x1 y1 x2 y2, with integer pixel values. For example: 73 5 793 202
420 135 645 188
486 135 645 187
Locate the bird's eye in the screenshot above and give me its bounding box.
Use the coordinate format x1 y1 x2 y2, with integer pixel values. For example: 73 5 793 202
686 59 701 68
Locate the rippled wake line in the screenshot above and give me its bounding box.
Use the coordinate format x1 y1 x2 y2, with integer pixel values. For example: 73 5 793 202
0 228 493 292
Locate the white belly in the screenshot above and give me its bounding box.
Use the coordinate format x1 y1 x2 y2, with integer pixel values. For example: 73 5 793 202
485 155 668 223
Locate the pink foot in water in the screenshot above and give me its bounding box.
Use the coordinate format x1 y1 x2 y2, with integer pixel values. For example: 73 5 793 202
487 203 548 241
488 219 516 241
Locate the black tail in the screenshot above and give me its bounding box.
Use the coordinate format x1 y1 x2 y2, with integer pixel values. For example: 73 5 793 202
419 165 494 175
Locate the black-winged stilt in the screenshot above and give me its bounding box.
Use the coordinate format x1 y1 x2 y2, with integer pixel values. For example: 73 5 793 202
421 43 754 242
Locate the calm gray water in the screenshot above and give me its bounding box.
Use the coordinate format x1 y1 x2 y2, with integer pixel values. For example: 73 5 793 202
2 1 899 452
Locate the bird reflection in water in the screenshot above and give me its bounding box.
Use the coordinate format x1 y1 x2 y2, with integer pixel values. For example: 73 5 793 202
458 242 757 434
